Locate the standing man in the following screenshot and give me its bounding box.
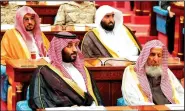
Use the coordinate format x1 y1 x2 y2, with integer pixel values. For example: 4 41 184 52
121 40 184 105
81 5 141 58
1 6 50 110
29 32 103 109
161 1 175 53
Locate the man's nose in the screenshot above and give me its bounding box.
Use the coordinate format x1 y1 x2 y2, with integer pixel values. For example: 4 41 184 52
109 16 114 22
72 46 77 52
28 19 32 23
153 55 159 62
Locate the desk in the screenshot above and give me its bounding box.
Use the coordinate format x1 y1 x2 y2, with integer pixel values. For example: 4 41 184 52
171 2 184 61
134 1 151 15
106 105 170 110
17 1 61 24
149 1 159 36
106 104 184 110
0 25 91 41
0 25 90 47
6 59 48 110
0 25 136 45
40 105 183 110
24 4 59 24
6 58 184 110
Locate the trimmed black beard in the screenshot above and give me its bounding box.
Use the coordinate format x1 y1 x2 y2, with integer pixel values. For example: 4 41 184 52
62 49 76 63
100 21 115 31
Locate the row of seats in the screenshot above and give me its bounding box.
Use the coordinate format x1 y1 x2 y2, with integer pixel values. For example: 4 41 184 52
1 65 8 102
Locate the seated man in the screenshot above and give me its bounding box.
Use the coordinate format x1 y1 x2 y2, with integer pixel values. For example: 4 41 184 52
28 32 103 109
54 1 96 25
1 1 20 24
81 5 141 58
121 40 184 105
1 6 50 110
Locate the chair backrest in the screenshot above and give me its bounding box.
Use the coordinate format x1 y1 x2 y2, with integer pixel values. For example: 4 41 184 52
117 97 127 106
153 6 168 16
1 65 8 101
1 65 6 76
153 6 168 34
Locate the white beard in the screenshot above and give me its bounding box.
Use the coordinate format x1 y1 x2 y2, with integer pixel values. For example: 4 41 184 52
145 64 163 78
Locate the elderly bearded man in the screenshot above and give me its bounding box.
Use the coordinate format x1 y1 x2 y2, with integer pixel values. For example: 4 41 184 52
28 32 103 109
121 40 184 105
1 6 50 110
81 5 141 58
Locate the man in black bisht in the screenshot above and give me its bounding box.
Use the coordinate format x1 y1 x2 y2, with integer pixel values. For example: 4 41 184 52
28 32 103 109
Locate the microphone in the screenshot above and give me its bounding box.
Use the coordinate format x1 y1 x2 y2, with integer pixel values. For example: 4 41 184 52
96 58 104 66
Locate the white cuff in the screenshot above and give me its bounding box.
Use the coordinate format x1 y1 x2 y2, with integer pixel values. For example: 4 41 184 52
167 6 171 11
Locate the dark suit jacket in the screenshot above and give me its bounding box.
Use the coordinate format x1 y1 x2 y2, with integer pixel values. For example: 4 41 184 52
161 1 171 10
